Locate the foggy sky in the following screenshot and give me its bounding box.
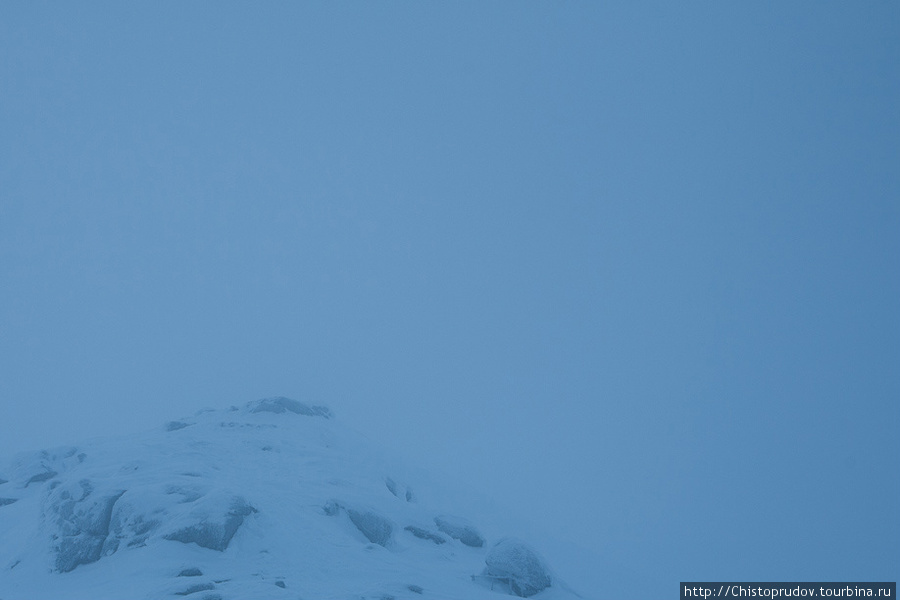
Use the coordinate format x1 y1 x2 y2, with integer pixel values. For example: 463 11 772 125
2 3 898 595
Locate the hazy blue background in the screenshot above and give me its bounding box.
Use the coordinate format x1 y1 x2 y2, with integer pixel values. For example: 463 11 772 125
2 2 898 596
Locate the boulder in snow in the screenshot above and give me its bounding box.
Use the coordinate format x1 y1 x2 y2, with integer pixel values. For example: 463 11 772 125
479 538 552 598
434 515 484 548
347 508 393 546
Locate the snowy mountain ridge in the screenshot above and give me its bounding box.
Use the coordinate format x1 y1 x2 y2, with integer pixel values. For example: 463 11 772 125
0 398 580 600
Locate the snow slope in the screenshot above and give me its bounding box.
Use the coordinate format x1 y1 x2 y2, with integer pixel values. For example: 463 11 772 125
0 398 581 600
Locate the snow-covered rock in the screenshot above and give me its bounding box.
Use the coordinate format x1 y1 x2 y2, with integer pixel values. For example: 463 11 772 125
435 514 486 547
346 508 393 547
8 446 85 489
247 396 332 418
162 494 256 551
404 525 446 545
46 479 124 572
0 397 574 600
478 538 553 598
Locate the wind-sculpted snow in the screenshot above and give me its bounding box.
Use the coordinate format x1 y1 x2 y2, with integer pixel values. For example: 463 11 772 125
8 447 84 489
0 397 575 600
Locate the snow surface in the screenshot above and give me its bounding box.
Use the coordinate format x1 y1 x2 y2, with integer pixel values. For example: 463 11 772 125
0 398 584 600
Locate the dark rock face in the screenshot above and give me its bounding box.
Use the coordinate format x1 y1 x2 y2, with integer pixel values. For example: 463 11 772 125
347 509 393 546
248 397 332 418
164 497 256 551
482 538 552 598
178 568 203 577
166 421 192 432
47 479 125 573
434 515 484 548
0 498 17 507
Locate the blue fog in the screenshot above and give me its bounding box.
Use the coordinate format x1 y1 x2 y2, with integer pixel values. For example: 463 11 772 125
1 3 898 595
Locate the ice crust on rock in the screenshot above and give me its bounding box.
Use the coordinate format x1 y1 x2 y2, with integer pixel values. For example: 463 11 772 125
480 538 552 597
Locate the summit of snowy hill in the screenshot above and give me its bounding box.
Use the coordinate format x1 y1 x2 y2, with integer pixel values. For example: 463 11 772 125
0 398 580 600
